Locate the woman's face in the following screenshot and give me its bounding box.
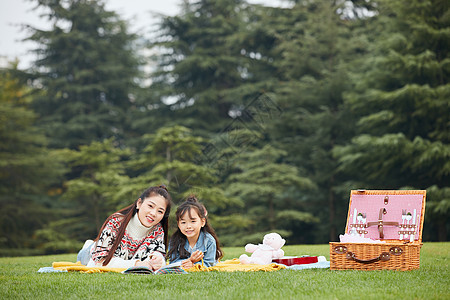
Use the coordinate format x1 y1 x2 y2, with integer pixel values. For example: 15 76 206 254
136 194 167 228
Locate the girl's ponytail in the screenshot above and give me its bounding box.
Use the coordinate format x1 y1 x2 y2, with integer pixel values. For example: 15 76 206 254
186 194 198 203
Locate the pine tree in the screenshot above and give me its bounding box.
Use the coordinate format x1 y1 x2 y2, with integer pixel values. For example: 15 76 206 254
25 0 141 149
148 0 254 134
335 0 450 241
126 125 241 238
244 1 369 242
225 144 316 245
43 138 131 250
0 62 64 253
127 126 235 204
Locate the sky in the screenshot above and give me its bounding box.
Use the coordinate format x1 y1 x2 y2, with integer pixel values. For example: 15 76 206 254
0 0 289 69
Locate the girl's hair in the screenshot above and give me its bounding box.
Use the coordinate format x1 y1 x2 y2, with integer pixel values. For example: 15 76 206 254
94 185 172 266
168 195 223 261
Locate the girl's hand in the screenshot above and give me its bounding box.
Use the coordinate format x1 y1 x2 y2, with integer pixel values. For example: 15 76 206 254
189 250 204 263
181 259 194 269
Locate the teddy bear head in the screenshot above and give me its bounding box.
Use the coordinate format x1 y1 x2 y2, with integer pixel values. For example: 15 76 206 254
263 232 285 250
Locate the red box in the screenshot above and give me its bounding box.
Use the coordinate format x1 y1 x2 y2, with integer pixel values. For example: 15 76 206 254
272 256 318 266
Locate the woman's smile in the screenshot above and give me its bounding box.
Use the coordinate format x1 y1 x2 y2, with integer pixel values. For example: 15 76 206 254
136 195 167 228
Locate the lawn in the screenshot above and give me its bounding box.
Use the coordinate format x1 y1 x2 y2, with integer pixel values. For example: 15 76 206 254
1 243 449 299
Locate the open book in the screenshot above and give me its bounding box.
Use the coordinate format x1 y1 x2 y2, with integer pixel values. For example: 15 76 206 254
122 261 187 275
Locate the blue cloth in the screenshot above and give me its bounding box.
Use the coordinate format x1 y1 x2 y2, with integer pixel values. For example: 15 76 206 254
38 267 67 273
76 241 94 265
169 231 217 267
285 261 330 270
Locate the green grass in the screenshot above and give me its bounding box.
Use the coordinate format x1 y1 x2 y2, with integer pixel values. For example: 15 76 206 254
1 243 449 299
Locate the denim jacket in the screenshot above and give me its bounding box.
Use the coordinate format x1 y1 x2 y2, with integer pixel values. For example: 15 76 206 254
169 231 217 267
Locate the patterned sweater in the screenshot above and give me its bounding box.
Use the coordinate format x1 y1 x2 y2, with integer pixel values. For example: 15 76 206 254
88 213 165 268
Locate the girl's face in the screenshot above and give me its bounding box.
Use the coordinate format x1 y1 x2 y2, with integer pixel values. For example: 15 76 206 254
178 208 206 245
136 195 167 228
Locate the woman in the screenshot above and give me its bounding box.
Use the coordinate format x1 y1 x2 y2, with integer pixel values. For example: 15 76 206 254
77 185 172 270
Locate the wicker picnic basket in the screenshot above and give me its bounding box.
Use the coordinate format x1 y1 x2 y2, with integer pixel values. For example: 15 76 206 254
329 190 426 271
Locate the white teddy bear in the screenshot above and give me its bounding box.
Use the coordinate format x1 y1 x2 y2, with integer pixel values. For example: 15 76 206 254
239 233 285 265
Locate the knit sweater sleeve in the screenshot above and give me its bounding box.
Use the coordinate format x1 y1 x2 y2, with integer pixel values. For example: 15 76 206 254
132 223 166 261
90 216 123 264
103 228 166 268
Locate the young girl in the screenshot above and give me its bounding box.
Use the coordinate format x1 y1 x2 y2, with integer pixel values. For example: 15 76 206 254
76 185 172 270
168 195 223 268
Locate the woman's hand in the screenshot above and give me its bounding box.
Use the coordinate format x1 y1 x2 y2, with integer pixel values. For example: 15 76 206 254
148 254 165 271
134 260 152 268
134 253 165 271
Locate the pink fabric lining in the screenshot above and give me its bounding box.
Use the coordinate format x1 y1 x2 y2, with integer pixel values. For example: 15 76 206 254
339 234 386 243
347 194 423 240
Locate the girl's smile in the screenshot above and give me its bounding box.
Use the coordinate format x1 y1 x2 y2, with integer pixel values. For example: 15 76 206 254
178 208 206 246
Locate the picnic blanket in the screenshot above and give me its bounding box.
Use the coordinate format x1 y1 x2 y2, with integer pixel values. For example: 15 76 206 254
38 261 188 274
38 259 286 274
39 258 329 274
185 259 286 272
51 261 126 273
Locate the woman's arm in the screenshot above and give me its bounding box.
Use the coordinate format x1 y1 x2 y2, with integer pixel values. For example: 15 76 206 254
103 257 138 268
88 252 162 269
90 216 122 264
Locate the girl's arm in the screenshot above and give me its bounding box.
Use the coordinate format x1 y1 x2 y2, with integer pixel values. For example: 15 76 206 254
168 247 184 265
201 234 217 267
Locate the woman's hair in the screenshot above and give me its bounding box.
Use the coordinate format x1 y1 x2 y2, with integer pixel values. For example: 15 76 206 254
168 195 223 261
94 185 172 266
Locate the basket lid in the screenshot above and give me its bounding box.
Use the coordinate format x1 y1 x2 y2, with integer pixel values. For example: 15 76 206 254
344 190 426 242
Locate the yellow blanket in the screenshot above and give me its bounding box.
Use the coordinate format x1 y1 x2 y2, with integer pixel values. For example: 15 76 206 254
185 259 286 272
52 261 126 273
51 259 285 273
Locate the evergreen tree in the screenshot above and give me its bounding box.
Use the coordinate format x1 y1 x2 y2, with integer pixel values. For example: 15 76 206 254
245 1 368 242
25 0 141 149
127 126 236 204
126 125 241 238
39 138 131 251
147 0 255 134
0 62 64 254
225 144 316 245
335 0 450 241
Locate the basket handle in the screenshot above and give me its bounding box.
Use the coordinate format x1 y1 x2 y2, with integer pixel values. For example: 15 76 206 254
346 251 391 264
